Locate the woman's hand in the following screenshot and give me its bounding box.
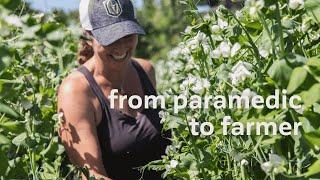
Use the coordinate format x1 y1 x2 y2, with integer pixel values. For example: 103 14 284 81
57 73 110 180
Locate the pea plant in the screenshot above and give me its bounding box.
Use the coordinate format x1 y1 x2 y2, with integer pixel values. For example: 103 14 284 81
152 0 320 179
0 1 82 179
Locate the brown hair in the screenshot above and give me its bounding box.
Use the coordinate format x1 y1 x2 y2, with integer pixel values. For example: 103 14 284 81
77 31 94 65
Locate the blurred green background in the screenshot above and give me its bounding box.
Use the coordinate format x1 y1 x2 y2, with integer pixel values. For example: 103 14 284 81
23 0 194 62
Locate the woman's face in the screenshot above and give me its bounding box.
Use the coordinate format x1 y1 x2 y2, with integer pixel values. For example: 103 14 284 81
92 34 138 66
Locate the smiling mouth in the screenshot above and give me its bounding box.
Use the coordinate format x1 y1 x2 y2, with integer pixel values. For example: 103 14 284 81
110 52 128 61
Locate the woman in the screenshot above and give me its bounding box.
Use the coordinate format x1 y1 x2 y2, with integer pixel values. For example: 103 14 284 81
58 0 170 179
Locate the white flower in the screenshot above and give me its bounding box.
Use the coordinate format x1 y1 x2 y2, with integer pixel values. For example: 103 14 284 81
259 48 269 58
203 14 211 21
168 48 180 60
5 15 23 27
230 61 253 86
241 159 249 166
210 34 223 41
158 111 166 119
192 78 210 94
33 13 45 19
180 76 196 91
180 44 191 57
187 39 198 51
282 16 293 28
202 79 211 89
287 29 295 34
211 18 228 33
231 43 241 57
202 43 211 54
218 18 228 29
220 41 232 58
181 76 210 94
212 42 241 58
249 7 258 16
248 0 264 16
58 112 65 124
58 112 64 119
211 25 220 33
261 154 284 174
223 116 233 123
195 32 207 43
269 5 276 10
159 111 169 124
170 160 179 168
210 49 221 59
241 88 257 106
310 32 320 41
301 23 308 32
256 0 265 9
294 105 304 114
261 161 273 174
269 154 283 167
235 10 243 19
184 26 192 34
301 20 310 32
187 32 207 51
289 0 304 9
168 43 191 60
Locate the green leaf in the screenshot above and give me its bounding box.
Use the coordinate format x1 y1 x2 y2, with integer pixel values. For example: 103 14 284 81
304 160 320 177
0 0 21 10
304 129 320 147
300 84 320 107
12 132 27 146
267 60 293 88
287 53 307 67
40 23 60 35
0 120 24 133
261 135 282 146
287 67 308 94
244 21 263 30
46 30 65 41
307 56 320 67
0 133 10 145
0 103 20 118
0 149 9 175
299 117 315 133
305 0 320 23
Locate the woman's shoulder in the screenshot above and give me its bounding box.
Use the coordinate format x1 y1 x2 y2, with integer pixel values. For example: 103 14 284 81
132 58 155 73
58 69 91 98
132 58 156 87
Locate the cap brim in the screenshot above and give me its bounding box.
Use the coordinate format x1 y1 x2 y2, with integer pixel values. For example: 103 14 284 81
91 20 146 46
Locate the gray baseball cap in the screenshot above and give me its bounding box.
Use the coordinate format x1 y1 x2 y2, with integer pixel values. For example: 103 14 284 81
79 0 145 46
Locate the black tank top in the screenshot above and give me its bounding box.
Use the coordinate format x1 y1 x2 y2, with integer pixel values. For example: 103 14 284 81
77 60 170 180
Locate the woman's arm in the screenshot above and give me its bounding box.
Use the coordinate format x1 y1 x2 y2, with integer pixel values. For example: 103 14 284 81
58 75 111 180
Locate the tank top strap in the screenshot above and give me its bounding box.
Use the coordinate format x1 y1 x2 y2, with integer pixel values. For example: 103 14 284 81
131 60 158 96
77 66 112 121
77 66 112 170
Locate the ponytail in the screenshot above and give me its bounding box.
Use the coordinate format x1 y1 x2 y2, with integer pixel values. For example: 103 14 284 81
77 31 94 65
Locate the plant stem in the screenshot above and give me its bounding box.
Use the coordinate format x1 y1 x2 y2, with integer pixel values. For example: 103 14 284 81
258 11 277 59
228 10 262 65
275 2 285 57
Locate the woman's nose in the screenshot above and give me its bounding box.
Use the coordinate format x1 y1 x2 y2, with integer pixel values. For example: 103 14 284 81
109 37 132 51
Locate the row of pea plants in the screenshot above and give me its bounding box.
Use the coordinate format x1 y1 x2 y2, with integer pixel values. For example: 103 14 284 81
151 0 320 179
0 1 84 179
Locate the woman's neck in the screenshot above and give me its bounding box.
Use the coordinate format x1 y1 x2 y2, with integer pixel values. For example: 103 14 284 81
92 54 131 90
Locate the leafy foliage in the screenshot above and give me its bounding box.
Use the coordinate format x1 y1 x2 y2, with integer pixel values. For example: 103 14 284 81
153 0 320 179
135 0 190 61
0 2 80 179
